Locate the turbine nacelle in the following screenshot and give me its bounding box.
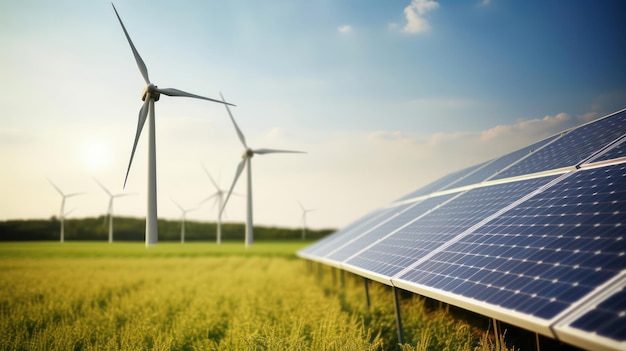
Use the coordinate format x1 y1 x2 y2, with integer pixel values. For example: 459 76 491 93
142 84 161 101
243 148 254 159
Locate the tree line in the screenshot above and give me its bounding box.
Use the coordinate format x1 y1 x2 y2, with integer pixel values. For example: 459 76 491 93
0 216 335 242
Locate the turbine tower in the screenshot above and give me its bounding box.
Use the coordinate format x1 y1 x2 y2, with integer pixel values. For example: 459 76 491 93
298 200 316 240
48 179 82 243
200 165 227 244
172 200 197 243
111 4 234 246
220 92 305 247
94 178 132 243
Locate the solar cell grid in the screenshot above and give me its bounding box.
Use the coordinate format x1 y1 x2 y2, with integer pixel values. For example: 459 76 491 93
442 134 560 190
298 207 388 257
398 163 626 320
329 195 456 262
346 176 558 278
590 137 626 163
493 110 626 179
570 284 626 340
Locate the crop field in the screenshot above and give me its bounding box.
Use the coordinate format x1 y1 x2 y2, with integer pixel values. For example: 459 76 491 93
0 242 516 351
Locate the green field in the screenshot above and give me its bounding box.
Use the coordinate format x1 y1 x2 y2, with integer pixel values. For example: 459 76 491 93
0 242 516 350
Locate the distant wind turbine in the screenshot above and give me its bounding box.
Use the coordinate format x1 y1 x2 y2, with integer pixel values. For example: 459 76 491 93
298 201 316 240
172 200 197 243
200 165 228 244
111 3 235 247
220 92 305 247
94 178 133 243
48 179 83 243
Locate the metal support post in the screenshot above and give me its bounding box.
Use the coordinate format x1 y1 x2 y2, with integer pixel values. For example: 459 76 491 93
364 278 371 309
393 286 405 345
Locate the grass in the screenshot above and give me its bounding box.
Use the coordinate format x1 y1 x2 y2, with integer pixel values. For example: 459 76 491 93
0 241 307 259
0 242 518 350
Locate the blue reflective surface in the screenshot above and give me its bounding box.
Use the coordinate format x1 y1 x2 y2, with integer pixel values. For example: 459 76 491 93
571 284 626 340
347 176 557 278
399 164 626 319
493 110 626 179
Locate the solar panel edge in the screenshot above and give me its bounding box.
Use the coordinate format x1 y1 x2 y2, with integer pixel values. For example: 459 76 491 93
552 272 626 351
342 261 394 285
391 277 557 338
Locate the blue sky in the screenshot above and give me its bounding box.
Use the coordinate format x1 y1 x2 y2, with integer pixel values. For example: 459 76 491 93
1 0 624 231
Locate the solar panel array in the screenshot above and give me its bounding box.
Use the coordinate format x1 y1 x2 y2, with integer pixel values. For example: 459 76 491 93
299 108 626 351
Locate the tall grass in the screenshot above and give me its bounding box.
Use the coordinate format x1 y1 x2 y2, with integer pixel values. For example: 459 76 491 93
0 242 517 350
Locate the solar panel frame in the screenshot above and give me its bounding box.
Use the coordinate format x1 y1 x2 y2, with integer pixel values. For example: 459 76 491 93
553 272 626 351
587 135 626 164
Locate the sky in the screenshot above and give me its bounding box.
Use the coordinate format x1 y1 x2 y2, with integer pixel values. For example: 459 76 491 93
1 0 625 232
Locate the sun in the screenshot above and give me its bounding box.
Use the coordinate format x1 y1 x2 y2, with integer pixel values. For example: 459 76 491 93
82 141 112 172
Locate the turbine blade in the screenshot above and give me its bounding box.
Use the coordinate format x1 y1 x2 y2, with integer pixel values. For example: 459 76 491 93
221 158 246 216
202 164 220 190
47 178 64 196
111 3 150 84
156 88 235 106
113 193 135 198
171 199 184 212
253 148 306 155
65 192 84 198
220 92 247 148
123 99 149 188
199 193 219 205
93 178 112 196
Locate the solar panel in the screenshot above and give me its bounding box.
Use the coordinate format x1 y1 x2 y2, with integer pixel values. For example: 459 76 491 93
396 163 626 323
493 109 626 179
441 134 560 190
328 196 456 263
393 161 487 202
590 137 626 163
298 207 388 259
345 176 558 278
554 273 626 351
299 108 626 351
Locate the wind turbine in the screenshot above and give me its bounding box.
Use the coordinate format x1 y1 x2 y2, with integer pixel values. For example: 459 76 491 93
111 3 235 247
200 165 227 244
172 199 197 243
48 179 82 243
298 200 316 240
220 92 305 247
94 178 133 243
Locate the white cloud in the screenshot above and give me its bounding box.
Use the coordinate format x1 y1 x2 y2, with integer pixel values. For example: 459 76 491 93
402 0 440 34
338 25 352 34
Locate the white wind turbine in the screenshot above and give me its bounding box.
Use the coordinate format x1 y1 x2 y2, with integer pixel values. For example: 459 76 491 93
48 179 83 243
172 200 197 243
220 92 305 247
200 165 227 244
111 4 234 246
94 178 133 243
298 201 316 240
